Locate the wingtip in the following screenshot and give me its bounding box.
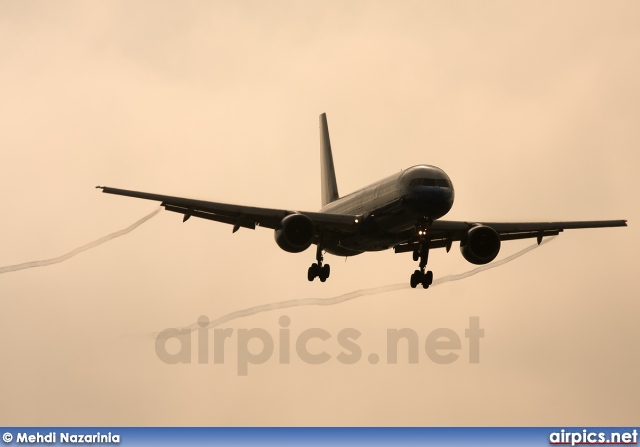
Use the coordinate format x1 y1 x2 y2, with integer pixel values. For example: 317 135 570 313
95 185 105 190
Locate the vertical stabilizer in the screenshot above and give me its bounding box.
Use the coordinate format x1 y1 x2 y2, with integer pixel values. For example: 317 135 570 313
320 113 340 206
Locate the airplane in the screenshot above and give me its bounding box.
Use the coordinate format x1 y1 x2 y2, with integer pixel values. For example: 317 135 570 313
97 113 627 289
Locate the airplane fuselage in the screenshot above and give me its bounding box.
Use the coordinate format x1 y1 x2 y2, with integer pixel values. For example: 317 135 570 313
320 165 454 255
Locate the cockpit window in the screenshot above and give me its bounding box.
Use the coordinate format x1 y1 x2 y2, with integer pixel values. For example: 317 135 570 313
409 178 451 188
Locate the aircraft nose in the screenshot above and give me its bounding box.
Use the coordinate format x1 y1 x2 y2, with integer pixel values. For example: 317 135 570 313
405 186 454 217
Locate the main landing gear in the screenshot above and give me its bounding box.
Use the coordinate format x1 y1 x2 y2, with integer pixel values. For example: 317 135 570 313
410 239 433 289
308 243 330 282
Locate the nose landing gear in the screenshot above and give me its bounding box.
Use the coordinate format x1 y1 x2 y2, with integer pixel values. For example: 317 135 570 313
410 268 433 289
410 234 433 289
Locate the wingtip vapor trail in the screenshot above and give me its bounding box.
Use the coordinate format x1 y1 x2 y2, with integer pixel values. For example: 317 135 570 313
156 237 556 338
0 207 161 275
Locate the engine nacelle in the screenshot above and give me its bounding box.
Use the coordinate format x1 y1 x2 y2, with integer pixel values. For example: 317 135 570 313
274 213 315 253
460 225 501 265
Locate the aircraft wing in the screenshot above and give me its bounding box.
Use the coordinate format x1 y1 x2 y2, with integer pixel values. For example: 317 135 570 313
423 219 627 249
392 219 627 253
96 186 360 233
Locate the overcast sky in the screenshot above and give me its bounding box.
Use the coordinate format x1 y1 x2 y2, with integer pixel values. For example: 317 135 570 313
0 0 638 425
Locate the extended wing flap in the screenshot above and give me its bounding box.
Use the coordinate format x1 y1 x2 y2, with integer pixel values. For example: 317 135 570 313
163 204 257 230
498 229 561 241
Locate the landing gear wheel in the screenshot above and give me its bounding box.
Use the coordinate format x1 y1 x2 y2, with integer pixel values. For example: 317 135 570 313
308 263 322 281
308 239 331 283
308 265 316 282
425 270 433 286
410 270 421 288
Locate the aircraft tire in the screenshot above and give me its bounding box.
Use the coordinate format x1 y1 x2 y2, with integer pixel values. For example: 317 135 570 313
308 265 316 281
425 270 433 286
410 270 420 288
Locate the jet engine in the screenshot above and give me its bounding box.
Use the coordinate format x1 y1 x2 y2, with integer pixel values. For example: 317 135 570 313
460 225 501 265
274 213 315 253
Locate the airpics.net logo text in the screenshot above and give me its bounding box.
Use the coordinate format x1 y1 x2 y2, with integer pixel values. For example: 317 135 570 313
155 316 484 375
